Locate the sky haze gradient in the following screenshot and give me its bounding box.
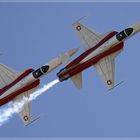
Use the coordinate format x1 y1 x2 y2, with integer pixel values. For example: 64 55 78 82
0 2 140 137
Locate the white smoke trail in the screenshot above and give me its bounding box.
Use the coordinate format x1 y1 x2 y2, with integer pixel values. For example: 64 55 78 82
0 79 59 126
29 79 59 101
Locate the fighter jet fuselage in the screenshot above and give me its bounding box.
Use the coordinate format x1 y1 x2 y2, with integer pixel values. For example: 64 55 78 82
57 22 140 89
0 48 78 106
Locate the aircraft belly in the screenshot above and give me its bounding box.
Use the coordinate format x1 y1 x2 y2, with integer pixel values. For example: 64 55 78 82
65 31 118 69
67 43 124 77
80 35 120 64
0 80 40 106
80 47 104 63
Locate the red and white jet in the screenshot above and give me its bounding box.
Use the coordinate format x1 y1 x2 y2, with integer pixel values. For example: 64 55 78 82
57 21 140 89
0 48 78 125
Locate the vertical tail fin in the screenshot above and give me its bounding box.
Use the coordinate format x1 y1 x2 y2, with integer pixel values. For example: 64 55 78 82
60 47 82 89
71 72 82 89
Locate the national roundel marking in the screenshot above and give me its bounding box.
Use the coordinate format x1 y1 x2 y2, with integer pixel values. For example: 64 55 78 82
76 25 81 31
107 80 112 85
24 115 29 121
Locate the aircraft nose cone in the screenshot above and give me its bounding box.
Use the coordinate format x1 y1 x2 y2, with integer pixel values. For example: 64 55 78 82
41 65 49 73
125 28 133 36
66 48 78 57
131 21 140 33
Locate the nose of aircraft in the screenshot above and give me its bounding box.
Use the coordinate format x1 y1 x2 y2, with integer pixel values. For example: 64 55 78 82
125 28 133 36
131 21 140 34
66 48 79 57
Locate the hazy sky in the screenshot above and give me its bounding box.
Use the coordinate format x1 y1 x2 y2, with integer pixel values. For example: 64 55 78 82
0 2 140 138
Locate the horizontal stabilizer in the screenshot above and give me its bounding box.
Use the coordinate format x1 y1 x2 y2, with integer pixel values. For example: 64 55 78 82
71 72 82 89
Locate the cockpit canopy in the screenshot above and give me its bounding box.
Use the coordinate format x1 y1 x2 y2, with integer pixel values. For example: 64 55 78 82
32 65 49 79
116 28 133 41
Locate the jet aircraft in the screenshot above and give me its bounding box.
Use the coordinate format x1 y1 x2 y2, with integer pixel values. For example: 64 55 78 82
57 21 140 89
0 48 78 125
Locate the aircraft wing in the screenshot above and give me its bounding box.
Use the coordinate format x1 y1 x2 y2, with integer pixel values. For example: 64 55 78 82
73 22 102 50
94 50 122 89
0 64 19 88
13 86 39 126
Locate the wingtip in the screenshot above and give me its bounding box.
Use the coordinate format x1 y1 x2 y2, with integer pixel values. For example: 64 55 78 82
72 16 87 27
24 115 41 127
107 80 124 92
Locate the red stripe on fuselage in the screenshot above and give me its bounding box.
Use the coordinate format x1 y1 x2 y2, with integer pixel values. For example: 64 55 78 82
66 31 118 69
68 42 124 77
59 31 124 78
0 68 34 95
0 79 40 106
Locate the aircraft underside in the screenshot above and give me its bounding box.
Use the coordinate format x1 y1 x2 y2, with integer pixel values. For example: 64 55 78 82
0 79 40 106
